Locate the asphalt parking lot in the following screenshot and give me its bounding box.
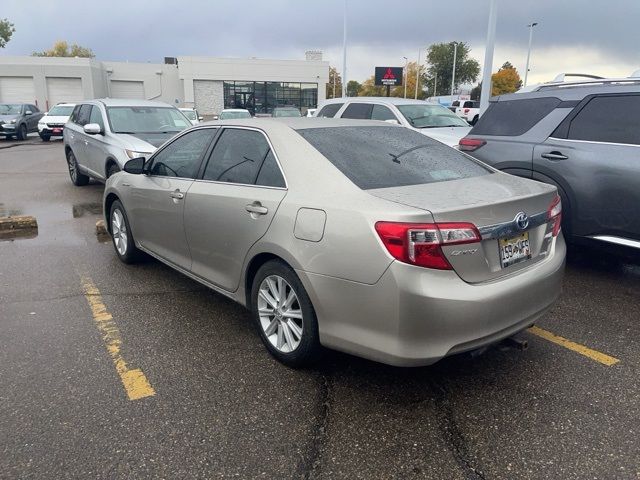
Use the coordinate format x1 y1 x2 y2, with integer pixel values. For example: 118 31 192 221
1 136 639 479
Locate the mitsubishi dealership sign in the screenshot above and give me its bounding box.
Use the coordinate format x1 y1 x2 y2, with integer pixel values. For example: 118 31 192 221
375 67 403 86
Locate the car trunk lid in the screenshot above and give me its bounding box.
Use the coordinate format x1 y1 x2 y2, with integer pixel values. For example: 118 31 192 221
368 172 559 283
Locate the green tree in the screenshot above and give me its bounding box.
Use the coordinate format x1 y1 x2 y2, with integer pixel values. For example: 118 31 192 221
491 62 522 95
0 18 15 48
32 40 95 58
358 75 386 97
346 80 361 97
470 83 481 100
424 42 480 96
326 67 343 99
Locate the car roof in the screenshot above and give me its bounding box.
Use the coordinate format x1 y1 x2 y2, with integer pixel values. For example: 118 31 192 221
199 117 399 131
320 97 438 106
498 83 640 102
92 98 176 108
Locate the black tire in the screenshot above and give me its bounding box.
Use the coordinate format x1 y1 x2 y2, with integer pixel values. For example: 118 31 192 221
40 134 51 142
109 200 141 264
66 149 90 186
106 162 120 178
251 260 321 367
17 124 27 141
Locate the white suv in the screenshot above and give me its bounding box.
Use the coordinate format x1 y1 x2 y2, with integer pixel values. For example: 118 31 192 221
315 97 471 147
38 103 75 141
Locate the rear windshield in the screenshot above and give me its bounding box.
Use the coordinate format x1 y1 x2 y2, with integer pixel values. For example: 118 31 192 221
297 126 491 190
471 97 560 136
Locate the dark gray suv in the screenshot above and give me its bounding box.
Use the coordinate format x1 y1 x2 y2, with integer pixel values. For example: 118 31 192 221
460 78 640 252
0 103 44 140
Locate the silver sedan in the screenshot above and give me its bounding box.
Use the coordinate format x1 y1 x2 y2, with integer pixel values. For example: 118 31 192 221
103 118 566 367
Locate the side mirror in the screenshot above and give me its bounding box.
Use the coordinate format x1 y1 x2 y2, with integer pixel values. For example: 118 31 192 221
83 123 102 135
198 116 203 121
384 119 400 125
25 110 33 116
123 157 145 174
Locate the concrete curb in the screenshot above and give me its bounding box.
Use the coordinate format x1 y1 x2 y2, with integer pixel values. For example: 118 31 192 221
0 215 38 232
96 219 108 235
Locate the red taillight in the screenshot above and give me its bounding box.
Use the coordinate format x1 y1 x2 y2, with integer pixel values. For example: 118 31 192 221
464 108 470 114
547 195 562 237
458 137 486 152
375 222 481 270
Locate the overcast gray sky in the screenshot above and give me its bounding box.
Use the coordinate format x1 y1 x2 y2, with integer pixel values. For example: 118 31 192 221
5 1 640 85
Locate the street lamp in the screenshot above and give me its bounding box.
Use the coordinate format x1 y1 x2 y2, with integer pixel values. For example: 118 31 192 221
415 46 428 99
524 22 538 87
450 42 457 97
479 0 497 114
403 56 408 98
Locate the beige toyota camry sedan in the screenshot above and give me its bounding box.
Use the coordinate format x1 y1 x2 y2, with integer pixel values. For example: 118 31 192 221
103 118 566 367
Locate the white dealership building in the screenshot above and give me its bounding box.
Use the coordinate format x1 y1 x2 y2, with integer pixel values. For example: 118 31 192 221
0 51 329 117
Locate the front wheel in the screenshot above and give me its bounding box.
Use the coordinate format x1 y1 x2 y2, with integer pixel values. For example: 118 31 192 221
251 260 321 367
17 124 27 141
109 200 141 264
40 133 51 142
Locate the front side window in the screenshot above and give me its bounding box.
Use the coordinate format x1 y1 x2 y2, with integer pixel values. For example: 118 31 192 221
341 103 373 120
149 128 217 178
89 106 104 130
297 126 491 190
69 105 82 123
316 103 343 118
203 129 272 185
396 104 469 128
76 105 92 126
371 105 397 121
566 95 640 145
107 106 190 134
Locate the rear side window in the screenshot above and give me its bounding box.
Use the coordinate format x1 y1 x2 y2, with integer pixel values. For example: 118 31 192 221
255 150 286 188
341 103 373 120
316 103 343 118
564 95 640 145
297 126 491 190
472 97 561 136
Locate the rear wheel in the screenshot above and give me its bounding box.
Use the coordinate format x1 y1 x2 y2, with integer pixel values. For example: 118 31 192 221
251 260 320 367
66 149 90 186
17 124 27 141
109 200 141 264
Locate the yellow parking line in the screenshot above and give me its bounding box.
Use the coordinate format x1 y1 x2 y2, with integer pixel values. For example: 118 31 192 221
528 326 620 366
81 276 156 400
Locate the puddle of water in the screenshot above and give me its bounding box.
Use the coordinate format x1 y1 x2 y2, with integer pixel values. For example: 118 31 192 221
72 202 103 218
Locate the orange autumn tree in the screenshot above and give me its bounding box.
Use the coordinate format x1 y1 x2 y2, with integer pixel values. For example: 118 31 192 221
491 62 522 96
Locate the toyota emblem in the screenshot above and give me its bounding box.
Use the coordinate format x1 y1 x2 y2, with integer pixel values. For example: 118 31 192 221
514 212 529 230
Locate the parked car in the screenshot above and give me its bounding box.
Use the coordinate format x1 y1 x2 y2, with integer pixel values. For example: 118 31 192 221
103 118 565 367
306 108 317 117
37 103 75 141
451 100 480 125
272 107 302 118
219 108 252 120
179 107 203 125
460 75 640 251
315 97 471 147
63 99 191 185
0 103 44 141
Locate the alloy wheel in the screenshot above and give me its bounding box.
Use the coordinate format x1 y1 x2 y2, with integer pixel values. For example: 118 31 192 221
257 275 304 353
67 153 77 182
111 208 128 256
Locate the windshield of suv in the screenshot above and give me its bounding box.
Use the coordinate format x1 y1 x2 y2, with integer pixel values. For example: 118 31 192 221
106 106 190 134
397 104 469 128
0 104 22 115
181 110 197 121
272 108 302 118
48 105 75 116
220 110 251 120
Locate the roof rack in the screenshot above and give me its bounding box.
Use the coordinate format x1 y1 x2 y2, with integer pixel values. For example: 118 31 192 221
528 70 640 91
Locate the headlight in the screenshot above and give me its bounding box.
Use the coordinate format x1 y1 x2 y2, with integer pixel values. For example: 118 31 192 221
38 122 46 126
125 149 152 159
9 119 16 124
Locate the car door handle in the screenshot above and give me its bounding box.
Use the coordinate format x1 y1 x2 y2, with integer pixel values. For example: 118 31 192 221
169 190 184 200
245 202 268 215
541 151 568 161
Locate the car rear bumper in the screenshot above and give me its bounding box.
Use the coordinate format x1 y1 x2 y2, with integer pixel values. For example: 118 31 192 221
299 234 566 367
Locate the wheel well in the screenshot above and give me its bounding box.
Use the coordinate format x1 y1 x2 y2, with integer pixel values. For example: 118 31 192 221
244 253 290 308
105 158 119 178
104 193 119 232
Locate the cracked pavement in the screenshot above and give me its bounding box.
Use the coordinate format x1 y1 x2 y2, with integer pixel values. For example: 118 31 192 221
1 139 639 479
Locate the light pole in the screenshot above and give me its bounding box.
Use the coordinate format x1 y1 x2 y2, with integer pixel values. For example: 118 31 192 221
450 42 457 97
415 46 427 99
479 0 497 114
524 22 538 87
403 56 408 98
433 71 437 97
342 0 348 97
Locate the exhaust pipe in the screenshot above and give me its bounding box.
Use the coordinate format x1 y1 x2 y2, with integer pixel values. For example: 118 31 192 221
503 335 528 351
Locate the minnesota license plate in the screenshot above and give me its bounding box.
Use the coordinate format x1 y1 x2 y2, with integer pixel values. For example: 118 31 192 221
499 232 531 268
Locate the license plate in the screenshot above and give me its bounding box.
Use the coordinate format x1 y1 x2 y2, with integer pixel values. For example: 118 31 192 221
52 128 62 133
499 232 531 268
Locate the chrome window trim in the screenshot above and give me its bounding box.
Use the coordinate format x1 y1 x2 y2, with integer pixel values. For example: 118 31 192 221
478 211 548 240
548 136 640 148
591 235 640 249
198 125 289 190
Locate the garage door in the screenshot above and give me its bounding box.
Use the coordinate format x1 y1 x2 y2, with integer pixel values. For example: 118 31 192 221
0 77 36 103
46 77 83 106
110 80 145 99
